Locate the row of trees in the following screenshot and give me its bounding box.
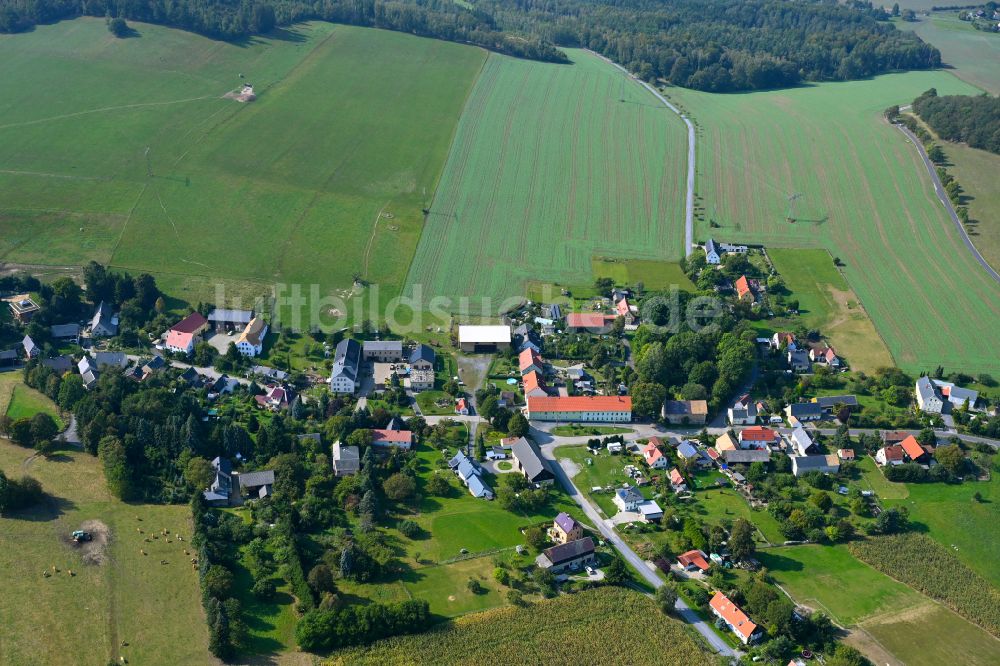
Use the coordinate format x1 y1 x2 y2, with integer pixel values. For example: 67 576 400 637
913 88 1000 155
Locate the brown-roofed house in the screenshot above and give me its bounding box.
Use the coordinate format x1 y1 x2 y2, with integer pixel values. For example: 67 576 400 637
662 399 708 425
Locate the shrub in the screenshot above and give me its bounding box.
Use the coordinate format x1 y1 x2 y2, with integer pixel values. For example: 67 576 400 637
398 519 421 539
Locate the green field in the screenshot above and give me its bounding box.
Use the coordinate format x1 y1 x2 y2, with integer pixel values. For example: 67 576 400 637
0 19 485 312
900 14 1000 95
767 248 894 372
404 49 688 306
761 544 1000 666
885 475 1000 588
669 72 1000 376
5 384 65 429
327 586 712 665
0 437 207 665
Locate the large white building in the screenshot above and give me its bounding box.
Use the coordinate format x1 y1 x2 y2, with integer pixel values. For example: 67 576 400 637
329 338 361 394
526 395 632 422
458 325 511 353
915 376 945 414
236 317 268 357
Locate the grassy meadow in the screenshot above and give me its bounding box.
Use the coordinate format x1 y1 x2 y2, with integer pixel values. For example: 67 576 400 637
668 71 1000 376
404 49 688 305
766 248 894 372
899 13 1000 95
326 586 712 665
0 19 485 313
5 383 65 428
0 378 206 666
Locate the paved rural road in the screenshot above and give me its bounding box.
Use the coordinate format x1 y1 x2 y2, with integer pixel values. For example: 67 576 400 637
537 439 735 657
895 123 1000 284
587 51 696 257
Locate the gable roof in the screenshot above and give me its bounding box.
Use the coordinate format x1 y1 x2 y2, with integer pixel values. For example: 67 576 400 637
715 433 738 452
166 329 194 350
372 429 413 445
787 402 823 418
409 343 435 365
735 275 752 299
616 297 631 317
900 435 927 460
677 441 699 459
678 549 710 571
523 370 545 395
50 323 80 338
363 340 402 353
739 426 777 442
616 485 644 504
566 312 608 328
705 238 719 255
91 300 115 332
663 399 708 417
916 375 939 402
880 444 905 462
554 512 578 534
814 395 859 409
710 592 757 641
519 347 543 372
208 308 253 324
42 355 73 373
22 335 37 355
790 427 814 456
171 312 208 334
331 338 361 382
543 537 595 565
237 317 267 347
510 437 554 482
238 470 275 488
724 449 771 464
669 468 685 485
527 395 632 413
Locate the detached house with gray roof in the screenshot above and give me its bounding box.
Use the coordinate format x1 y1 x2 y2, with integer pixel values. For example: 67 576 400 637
90 301 118 337
510 437 555 485
329 338 361 394
536 537 596 574
363 340 403 362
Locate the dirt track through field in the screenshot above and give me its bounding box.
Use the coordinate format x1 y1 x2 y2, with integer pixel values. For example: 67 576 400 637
0 96 218 131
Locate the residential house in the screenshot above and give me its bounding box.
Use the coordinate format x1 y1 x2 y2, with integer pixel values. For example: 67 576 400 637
252 365 288 382
565 312 614 335
642 441 669 469
41 355 73 374
549 512 583 545
638 500 663 522
238 470 275 500
738 426 777 449
208 308 254 332
405 367 435 392
526 395 632 423
837 449 856 461
669 468 687 492
724 449 771 465
92 351 127 369
371 428 414 451
771 332 797 351
813 395 859 414
899 435 933 464
615 297 637 326
49 323 80 340
662 399 708 425
915 376 944 413
522 370 548 399
166 329 196 355
332 443 360 476
409 344 436 371
614 485 645 513
734 275 756 302
255 385 294 411
715 433 738 455
677 549 711 573
513 323 542 353
90 301 118 337
203 457 233 506
790 454 840 477
448 450 493 499
789 427 817 456
78 357 99 390
519 348 545 376
458 325 511 353
881 430 911 446
535 537 596 574
677 440 700 462
710 591 762 645
329 338 361 394
784 402 823 422
6 295 40 323
704 238 723 264
728 394 758 425
510 437 555 485
875 445 905 466
788 349 811 373
236 317 268 357
810 346 841 368
455 398 470 415
363 340 403 362
932 379 979 411
22 335 39 358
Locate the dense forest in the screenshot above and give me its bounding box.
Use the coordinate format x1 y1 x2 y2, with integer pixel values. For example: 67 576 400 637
0 0 940 92
913 89 1000 155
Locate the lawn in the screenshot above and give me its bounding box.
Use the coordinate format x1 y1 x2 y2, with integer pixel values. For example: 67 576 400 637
5 384 65 429
686 479 786 545
885 474 1000 588
898 13 1000 95
0 18 485 316
556 445 635 517
669 71 1000 376
550 424 634 437
404 48 688 306
591 258 696 292
759 544 925 625
329 587 712 665
767 248 893 372
415 390 456 416
0 438 207 666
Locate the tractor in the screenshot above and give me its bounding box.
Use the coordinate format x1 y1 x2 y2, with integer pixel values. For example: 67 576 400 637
72 530 92 543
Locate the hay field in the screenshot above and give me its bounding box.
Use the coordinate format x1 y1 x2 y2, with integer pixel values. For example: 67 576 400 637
899 13 1000 95
0 378 206 665
0 19 485 308
404 49 688 306
669 72 1000 375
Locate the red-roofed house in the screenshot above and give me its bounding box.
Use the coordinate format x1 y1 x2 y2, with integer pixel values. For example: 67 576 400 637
522 370 548 398
706 447 721 462
519 348 544 376
738 426 778 448
875 444 905 466
371 428 414 450
900 435 932 463
165 312 210 354
677 549 711 572
455 398 469 415
166 329 196 354
669 467 686 491
642 442 669 469
565 312 614 334
771 332 797 351
709 591 761 644
526 395 632 422
735 275 755 302
254 385 293 411
837 448 856 460
810 346 841 368
615 298 637 325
